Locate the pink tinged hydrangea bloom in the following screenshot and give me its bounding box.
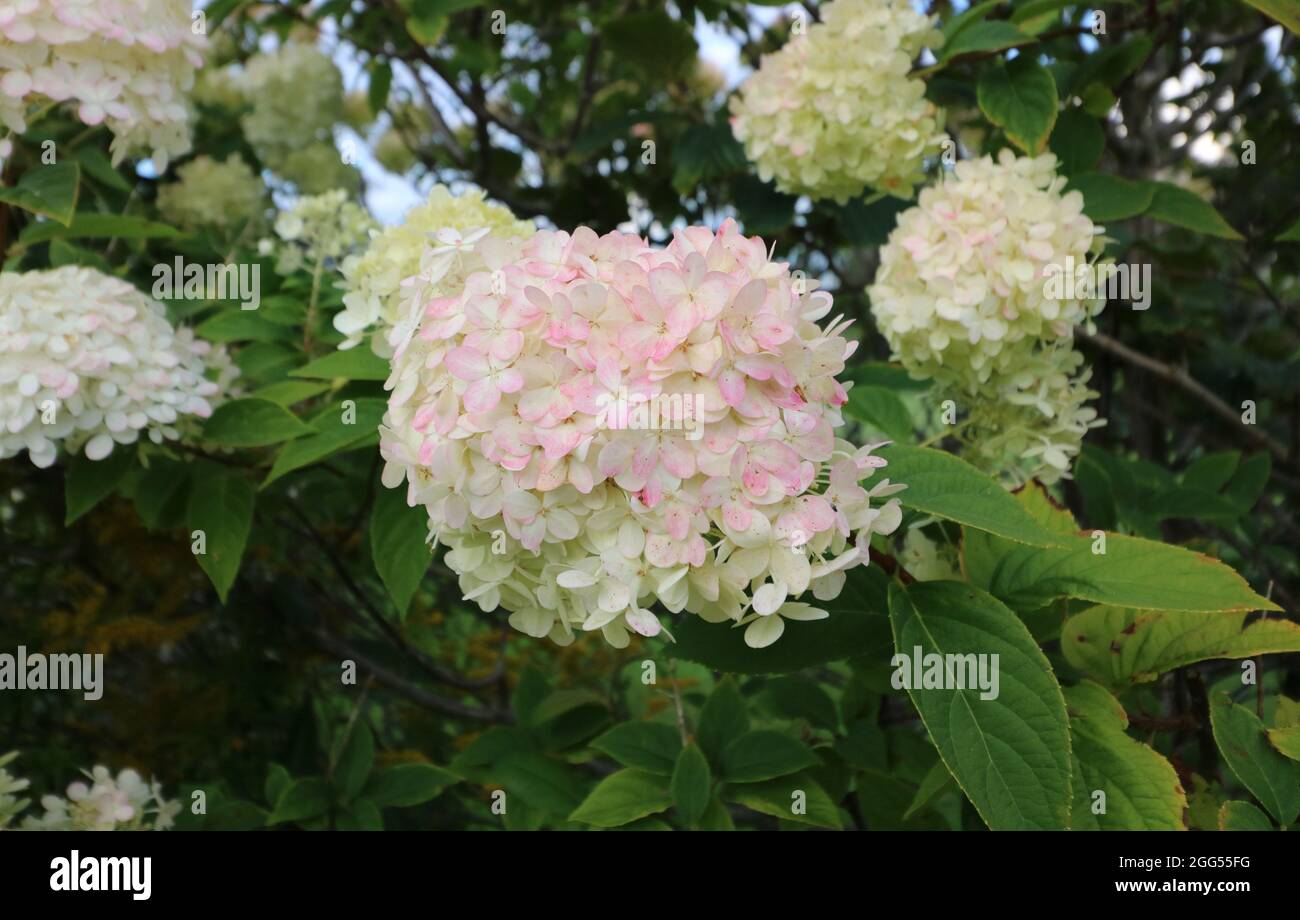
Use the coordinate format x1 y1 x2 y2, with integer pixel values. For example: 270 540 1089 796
0 0 205 170
0 266 237 468
381 219 905 649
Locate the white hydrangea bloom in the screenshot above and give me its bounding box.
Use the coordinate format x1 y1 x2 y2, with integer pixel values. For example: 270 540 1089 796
265 189 376 276
337 185 534 355
21 765 179 831
898 527 959 582
868 150 1107 482
0 0 205 170
954 345 1104 484
0 266 237 468
235 41 350 191
156 154 266 232
729 0 946 202
382 220 906 650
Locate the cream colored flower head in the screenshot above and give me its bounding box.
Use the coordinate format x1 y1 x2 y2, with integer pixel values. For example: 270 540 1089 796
380 219 906 650
869 149 1105 385
729 0 946 202
0 266 236 468
336 185 534 355
157 155 267 233
0 0 206 170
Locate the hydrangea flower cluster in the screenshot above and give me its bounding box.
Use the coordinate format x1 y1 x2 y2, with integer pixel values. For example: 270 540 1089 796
264 189 376 276
235 41 354 193
868 150 1107 482
20 763 179 831
157 154 266 233
729 0 946 202
337 185 534 355
0 0 205 169
0 266 237 468
381 219 905 649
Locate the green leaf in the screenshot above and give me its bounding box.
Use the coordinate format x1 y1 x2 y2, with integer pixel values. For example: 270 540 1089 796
268 777 331 825
877 444 1059 545
672 565 893 675
1066 173 1155 222
202 397 312 448
64 445 136 524
289 349 391 381
186 461 255 603
977 58 1058 154
590 722 682 776
974 530 1280 615
1066 681 1186 830
1218 800 1275 831
70 147 130 191
0 161 80 225
1062 605 1300 688
1210 694 1300 826
698 796 735 830
603 10 697 79
839 193 913 246
902 759 956 821
1141 181 1243 240
17 212 180 246
721 730 820 783
127 460 188 530
941 0 1002 41
493 752 589 817
337 799 383 830
207 800 269 831
1240 0 1300 34
195 310 295 345
723 772 842 829
888 581 1072 830
368 60 393 115
845 385 913 440
249 380 331 407
671 744 712 826
264 764 291 806
568 769 672 828
528 689 611 751
334 722 375 802
940 21 1033 62
672 120 747 195
369 486 431 617
1066 36 1153 95
263 398 387 486
1277 217 1300 243
1267 726 1300 762
1049 107 1104 175
362 763 458 807
695 676 750 766
759 675 840 731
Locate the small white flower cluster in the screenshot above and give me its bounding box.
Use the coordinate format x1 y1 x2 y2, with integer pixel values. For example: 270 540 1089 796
382 219 905 650
729 0 946 202
20 763 180 831
156 154 266 233
897 527 959 582
264 189 377 276
0 0 205 170
337 185 534 355
0 751 29 829
0 266 237 468
235 41 354 194
868 151 1106 482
